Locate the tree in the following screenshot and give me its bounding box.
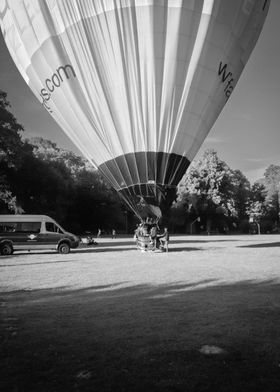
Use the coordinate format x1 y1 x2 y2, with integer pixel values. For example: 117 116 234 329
0 90 24 166
0 89 29 212
264 164 280 227
0 189 17 213
177 150 237 233
231 169 251 220
69 168 124 233
246 182 267 233
27 137 124 232
10 153 75 224
29 137 90 176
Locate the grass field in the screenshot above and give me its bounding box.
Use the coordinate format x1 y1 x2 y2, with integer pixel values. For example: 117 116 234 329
1 234 280 391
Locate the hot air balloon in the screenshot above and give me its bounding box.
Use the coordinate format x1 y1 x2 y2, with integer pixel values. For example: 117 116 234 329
0 0 270 221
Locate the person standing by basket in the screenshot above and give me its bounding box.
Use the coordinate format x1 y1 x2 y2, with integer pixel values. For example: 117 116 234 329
159 227 169 252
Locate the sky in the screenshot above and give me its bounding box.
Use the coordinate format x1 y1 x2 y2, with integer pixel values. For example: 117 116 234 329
0 0 279 184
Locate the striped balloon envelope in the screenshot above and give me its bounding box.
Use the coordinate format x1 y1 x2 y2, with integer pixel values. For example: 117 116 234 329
0 0 270 220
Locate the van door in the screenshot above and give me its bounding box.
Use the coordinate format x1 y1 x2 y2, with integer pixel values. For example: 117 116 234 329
42 221 65 247
13 221 42 250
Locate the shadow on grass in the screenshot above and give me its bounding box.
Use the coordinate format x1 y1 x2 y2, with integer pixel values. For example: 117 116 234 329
0 246 137 260
91 238 241 247
239 242 280 248
171 238 238 244
166 246 206 253
0 244 207 262
1 279 280 392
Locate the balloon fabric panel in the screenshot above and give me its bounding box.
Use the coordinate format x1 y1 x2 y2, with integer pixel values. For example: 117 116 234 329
0 0 270 220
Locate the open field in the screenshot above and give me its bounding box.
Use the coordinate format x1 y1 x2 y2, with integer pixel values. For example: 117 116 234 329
1 235 280 391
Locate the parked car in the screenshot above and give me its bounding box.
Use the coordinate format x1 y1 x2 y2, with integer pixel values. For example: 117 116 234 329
0 215 80 255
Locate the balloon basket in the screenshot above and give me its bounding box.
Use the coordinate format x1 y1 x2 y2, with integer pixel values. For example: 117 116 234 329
136 235 156 252
136 236 167 252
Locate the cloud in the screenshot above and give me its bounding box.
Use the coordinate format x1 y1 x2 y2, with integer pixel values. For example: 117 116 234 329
204 136 225 144
244 167 266 183
245 154 280 165
243 156 280 182
245 157 270 163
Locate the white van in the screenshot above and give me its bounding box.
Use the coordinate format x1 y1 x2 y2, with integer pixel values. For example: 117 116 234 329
0 215 80 255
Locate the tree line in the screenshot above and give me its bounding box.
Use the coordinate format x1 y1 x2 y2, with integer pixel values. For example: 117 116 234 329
1 89 279 234
0 90 127 234
172 150 280 234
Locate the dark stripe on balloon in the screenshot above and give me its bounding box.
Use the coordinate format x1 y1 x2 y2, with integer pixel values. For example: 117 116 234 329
98 152 190 219
98 152 190 191
118 184 178 220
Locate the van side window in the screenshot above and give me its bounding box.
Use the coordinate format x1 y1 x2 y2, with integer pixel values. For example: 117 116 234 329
16 222 41 233
0 223 17 233
46 222 63 233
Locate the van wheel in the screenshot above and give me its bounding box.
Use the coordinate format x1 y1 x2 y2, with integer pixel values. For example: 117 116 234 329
58 242 70 254
0 243 13 256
